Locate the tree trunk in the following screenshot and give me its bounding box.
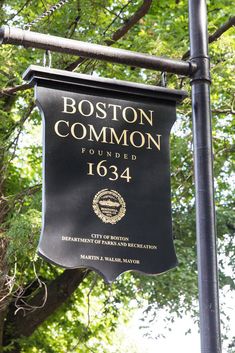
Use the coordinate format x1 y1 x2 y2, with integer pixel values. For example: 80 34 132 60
0 308 7 353
3 268 90 350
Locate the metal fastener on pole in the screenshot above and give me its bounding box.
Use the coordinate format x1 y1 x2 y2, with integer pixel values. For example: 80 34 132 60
188 0 221 352
0 26 197 76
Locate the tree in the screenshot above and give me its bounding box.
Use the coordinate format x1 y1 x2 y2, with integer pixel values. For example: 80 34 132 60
0 0 234 352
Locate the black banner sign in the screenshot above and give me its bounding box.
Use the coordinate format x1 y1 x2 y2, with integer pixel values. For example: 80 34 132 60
23 65 187 283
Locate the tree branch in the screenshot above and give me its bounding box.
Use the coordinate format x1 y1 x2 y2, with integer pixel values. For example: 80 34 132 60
182 15 235 60
106 0 152 45
212 95 235 115
0 84 31 99
12 184 42 202
209 16 235 43
5 101 35 149
4 268 90 344
103 0 133 36
212 109 235 115
65 0 152 71
3 0 31 24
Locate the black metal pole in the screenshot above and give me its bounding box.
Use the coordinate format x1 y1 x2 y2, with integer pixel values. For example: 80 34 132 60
188 1 221 352
0 26 197 76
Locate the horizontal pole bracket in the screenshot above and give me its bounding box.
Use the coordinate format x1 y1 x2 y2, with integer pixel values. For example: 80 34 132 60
0 26 197 76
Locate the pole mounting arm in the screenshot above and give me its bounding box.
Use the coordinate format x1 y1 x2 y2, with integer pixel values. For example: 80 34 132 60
0 26 197 77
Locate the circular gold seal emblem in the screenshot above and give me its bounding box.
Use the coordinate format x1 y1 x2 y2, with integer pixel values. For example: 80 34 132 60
92 189 126 224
